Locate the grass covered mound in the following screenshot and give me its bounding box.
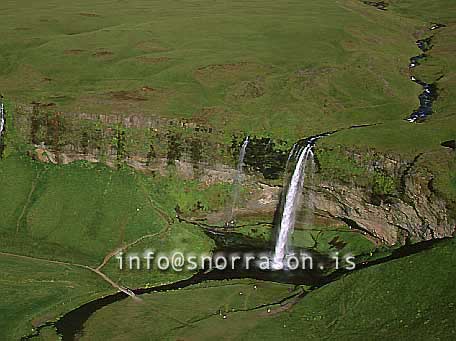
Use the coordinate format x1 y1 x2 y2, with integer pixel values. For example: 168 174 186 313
80 280 299 340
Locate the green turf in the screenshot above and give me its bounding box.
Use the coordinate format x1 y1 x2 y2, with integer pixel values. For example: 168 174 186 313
79 237 456 341
0 154 226 337
101 223 215 289
80 280 299 340
0 0 426 142
0 254 113 340
0 154 226 266
390 0 456 23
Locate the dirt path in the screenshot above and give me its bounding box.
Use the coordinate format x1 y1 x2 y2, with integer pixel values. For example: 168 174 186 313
96 227 171 271
0 251 138 299
16 170 43 233
96 177 175 271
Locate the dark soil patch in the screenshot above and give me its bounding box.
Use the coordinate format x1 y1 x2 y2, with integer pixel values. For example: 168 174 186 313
229 79 265 100
79 13 101 17
30 102 56 108
141 86 157 92
441 140 456 150
93 50 114 58
197 62 255 73
64 49 86 55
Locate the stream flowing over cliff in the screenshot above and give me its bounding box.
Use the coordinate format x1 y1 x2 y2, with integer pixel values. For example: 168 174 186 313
10 106 455 246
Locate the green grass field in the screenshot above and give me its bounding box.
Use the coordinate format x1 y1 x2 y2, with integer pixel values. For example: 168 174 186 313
0 155 225 266
0 154 228 339
81 237 456 341
0 254 112 340
0 0 455 339
0 0 435 142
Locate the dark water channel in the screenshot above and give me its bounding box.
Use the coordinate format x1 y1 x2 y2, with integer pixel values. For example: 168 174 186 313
22 228 450 340
407 24 446 122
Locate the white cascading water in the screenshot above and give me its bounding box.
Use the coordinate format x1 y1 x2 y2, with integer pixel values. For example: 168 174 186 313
271 140 315 270
226 136 249 226
0 101 5 138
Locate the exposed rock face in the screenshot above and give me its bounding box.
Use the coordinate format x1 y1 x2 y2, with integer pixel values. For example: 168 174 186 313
308 148 455 245
33 144 238 185
32 141 455 246
312 175 454 245
16 108 455 246
240 149 455 245
231 171 455 246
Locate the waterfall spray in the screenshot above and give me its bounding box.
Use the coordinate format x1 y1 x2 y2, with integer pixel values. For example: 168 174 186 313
271 139 315 270
225 136 249 227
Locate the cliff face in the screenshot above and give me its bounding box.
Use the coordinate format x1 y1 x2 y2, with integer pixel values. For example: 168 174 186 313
233 162 455 246
31 142 456 246
29 141 456 246
311 148 456 244
238 148 455 245
312 174 454 245
11 108 455 245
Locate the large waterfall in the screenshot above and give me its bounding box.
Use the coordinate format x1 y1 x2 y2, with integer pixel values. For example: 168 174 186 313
271 139 315 270
225 136 249 226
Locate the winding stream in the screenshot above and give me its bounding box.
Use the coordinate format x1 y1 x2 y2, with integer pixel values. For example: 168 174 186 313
22 230 450 341
407 23 446 122
363 2 445 122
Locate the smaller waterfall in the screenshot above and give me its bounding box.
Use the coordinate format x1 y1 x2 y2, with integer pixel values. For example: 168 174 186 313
225 136 249 227
0 100 5 138
271 139 315 270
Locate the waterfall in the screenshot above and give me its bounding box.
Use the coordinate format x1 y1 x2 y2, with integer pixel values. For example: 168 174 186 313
271 139 315 270
225 136 249 227
0 101 5 138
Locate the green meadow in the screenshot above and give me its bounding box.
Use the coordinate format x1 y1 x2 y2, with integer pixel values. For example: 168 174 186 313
80 238 456 340
0 0 455 340
0 0 433 141
0 155 228 339
0 255 112 341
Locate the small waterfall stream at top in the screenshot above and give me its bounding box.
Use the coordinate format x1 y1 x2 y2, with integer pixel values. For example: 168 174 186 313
225 136 249 227
0 98 5 158
271 138 316 270
0 100 5 138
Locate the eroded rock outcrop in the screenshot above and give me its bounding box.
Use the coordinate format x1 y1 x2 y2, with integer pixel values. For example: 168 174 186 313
312 174 454 245
15 107 455 246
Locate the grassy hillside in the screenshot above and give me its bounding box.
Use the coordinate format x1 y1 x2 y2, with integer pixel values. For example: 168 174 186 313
0 154 228 339
0 155 225 266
